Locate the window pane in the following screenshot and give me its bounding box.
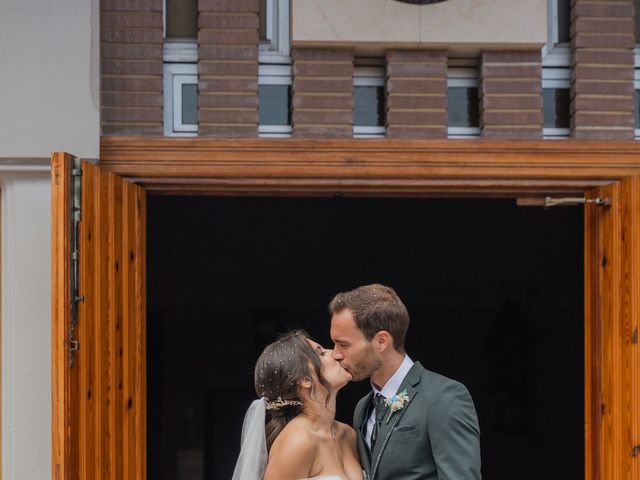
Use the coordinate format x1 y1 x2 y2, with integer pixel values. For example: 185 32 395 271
636 90 640 128
260 0 268 41
636 0 640 45
557 0 570 43
354 86 385 127
182 83 198 125
166 0 198 39
543 88 570 128
448 87 479 128
259 85 290 125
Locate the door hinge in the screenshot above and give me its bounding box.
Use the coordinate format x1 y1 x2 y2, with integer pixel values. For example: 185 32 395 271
69 157 82 368
517 197 611 208
633 327 638 345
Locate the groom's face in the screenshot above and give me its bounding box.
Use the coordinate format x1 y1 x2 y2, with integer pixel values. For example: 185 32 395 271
330 309 382 382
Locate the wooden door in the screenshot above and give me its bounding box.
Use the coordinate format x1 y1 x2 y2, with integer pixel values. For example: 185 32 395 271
585 176 640 480
52 152 146 480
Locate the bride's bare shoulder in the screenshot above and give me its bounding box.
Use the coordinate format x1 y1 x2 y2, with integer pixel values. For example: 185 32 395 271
266 421 318 477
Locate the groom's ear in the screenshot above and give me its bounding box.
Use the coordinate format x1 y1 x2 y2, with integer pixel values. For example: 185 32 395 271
375 330 392 352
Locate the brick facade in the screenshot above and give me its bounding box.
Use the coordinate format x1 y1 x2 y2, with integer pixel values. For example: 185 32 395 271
101 0 164 136
291 48 354 137
480 51 543 138
571 0 635 139
197 0 259 137
385 50 447 138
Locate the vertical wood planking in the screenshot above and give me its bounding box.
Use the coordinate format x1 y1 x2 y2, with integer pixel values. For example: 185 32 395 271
585 176 640 480
620 177 640 480
51 152 73 480
79 162 97 479
584 186 602 480
136 186 147 480
631 177 640 480
54 157 146 480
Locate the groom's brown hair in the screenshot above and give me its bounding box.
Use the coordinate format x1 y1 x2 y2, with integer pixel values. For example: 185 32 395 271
329 283 409 352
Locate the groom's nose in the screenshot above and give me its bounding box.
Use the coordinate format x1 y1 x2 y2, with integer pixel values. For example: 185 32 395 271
332 349 344 360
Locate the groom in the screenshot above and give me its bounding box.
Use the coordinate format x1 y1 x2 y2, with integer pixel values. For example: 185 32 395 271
329 284 481 480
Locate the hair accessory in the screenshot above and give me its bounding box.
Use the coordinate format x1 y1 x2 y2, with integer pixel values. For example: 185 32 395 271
264 396 303 411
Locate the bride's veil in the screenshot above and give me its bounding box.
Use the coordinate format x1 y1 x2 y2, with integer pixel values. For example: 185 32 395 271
232 399 269 480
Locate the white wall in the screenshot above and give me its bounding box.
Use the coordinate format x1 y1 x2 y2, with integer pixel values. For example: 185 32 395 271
0 0 99 477
0 0 100 159
0 165 52 480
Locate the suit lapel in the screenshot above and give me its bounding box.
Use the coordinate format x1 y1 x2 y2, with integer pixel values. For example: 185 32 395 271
355 392 373 476
371 362 424 480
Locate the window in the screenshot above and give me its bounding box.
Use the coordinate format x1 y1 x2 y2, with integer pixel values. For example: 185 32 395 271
259 64 291 137
447 67 480 138
635 69 640 138
543 0 570 67
353 66 386 138
163 0 198 136
542 68 570 138
164 63 198 135
636 0 640 46
164 0 197 39
259 0 290 62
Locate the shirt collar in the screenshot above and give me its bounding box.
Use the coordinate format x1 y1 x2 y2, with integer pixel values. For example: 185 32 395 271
372 354 414 399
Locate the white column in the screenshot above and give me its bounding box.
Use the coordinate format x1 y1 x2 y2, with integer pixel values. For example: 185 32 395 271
1 162 52 480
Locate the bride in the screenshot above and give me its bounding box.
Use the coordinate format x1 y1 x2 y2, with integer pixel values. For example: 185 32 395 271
233 330 363 480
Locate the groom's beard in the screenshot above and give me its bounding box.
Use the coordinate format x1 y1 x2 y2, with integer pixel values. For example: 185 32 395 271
346 345 383 382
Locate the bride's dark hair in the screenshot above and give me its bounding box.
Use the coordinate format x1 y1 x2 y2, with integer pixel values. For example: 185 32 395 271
254 329 331 451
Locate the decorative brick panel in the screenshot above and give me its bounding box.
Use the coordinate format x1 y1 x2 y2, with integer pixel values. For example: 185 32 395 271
571 0 635 139
198 0 259 137
291 48 354 138
101 0 163 136
385 50 447 138
479 50 542 139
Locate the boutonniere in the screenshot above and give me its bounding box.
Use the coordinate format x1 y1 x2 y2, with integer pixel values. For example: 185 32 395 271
384 389 410 423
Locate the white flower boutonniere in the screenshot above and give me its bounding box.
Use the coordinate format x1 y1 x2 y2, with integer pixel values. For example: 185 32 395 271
384 389 410 423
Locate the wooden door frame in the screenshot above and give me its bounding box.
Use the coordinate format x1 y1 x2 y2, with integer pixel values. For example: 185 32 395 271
100 136 640 479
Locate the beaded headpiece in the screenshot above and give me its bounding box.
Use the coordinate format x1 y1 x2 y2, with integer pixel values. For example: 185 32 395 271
264 396 303 411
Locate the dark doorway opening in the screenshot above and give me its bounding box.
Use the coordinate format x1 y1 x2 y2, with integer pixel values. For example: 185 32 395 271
147 196 584 480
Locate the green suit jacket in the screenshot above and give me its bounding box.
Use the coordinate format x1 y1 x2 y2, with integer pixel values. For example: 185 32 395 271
353 362 481 480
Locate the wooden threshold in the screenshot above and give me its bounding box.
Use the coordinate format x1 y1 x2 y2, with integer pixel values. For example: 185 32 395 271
100 137 640 196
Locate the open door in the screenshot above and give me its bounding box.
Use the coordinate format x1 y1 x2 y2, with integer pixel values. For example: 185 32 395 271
585 176 640 480
52 152 146 480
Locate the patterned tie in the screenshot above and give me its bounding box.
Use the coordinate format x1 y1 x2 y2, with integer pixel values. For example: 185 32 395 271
370 393 387 449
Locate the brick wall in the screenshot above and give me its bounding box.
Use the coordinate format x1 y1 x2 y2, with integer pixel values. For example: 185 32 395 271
385 50 447 138
198 0 259 137
480 51 542 138
292 48 354 137
101 0 164 136
571 0 635 139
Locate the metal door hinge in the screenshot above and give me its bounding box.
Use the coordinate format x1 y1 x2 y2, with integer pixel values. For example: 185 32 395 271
517 197 611 208
69 157 82 368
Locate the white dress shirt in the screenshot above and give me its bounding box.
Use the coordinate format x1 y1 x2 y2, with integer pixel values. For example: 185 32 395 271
365 354 414 448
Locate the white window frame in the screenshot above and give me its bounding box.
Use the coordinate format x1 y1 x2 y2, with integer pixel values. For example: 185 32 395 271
543 0 570 67
260 0 290 63
447 67 480 138
542 67 571 138
163 63 198 136
259 63 292 137
353 66 386 138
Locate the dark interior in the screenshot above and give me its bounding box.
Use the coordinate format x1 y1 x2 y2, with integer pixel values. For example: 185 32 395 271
147 196 584 480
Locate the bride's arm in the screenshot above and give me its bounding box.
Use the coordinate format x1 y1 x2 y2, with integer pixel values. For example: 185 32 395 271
264 426 317 480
